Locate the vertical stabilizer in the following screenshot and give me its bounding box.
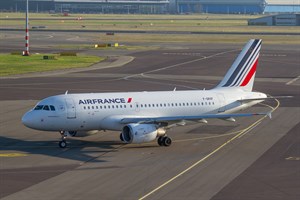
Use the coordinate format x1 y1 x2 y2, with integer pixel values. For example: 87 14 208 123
216 39 262 92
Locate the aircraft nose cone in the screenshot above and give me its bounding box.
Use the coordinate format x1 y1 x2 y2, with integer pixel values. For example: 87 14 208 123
22 112 34 128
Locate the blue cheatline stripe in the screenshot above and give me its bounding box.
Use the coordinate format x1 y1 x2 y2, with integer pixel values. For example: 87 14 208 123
231 43 261 87
222 39 260 87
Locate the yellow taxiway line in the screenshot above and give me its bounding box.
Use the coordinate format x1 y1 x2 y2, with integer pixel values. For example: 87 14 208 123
0 153 28 157
139 98 279 200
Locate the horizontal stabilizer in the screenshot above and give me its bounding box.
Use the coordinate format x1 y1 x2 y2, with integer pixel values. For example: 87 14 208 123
238 95 293 103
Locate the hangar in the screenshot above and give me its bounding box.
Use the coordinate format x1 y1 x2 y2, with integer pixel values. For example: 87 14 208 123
175 0 266 14
265 0 300 13
248 14 300 26
1 0 170 14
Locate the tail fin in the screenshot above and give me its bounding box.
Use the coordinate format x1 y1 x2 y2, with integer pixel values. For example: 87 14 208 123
216 39 262 92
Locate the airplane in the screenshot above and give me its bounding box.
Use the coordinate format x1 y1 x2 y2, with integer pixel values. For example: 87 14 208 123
22 39 271 148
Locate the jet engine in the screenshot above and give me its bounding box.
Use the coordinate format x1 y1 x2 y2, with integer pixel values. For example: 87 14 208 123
120 124 165 144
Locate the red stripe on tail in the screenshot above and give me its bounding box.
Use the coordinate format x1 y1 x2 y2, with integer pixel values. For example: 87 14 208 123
240 57 259 86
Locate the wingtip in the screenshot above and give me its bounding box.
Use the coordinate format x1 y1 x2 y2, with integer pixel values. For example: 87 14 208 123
267 112 272 119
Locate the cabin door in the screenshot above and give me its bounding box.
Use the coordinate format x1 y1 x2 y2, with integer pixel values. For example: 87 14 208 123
65 98 76 119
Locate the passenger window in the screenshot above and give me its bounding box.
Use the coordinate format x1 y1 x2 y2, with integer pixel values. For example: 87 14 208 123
43 105 50 111
34 105 43 110
50 105 55 111
84 106 86 110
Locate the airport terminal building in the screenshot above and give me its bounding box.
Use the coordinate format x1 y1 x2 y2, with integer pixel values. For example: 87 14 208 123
1 0 170 14
1 0 299 14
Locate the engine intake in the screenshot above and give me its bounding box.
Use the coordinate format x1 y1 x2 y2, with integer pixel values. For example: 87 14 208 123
121 123 165 144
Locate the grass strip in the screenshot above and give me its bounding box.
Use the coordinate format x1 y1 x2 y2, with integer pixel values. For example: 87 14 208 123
0 54 103 76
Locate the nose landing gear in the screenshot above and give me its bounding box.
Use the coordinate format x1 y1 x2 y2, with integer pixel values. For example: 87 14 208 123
59 131 68 148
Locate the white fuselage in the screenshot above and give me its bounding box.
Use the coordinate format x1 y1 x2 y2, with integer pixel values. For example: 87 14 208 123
22 88 266 132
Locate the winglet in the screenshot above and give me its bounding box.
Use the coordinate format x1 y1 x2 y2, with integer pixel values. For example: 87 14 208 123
65 90 68 95
267 112 272 119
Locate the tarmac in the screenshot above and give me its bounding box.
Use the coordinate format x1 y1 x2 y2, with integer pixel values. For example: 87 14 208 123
0 31 299 200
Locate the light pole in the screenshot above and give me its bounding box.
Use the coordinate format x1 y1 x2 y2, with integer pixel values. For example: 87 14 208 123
23 0 30 56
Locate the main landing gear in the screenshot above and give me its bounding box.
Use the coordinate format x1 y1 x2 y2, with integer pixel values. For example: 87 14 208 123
157 136 172 147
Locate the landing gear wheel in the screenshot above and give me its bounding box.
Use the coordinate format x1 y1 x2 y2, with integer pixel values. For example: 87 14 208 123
59 140 67 148
162 136 172 147
120 133 124 142
157 136 164 146
69 131 77 137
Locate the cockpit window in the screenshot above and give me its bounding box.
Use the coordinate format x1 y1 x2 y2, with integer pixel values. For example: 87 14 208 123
34 105 43 110
34 105 56 111
43 105 50 111
50 105 55 111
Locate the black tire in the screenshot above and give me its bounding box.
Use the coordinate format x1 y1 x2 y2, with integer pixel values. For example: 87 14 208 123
157 136 164 146
69 131 77 137
120 133 124 142
59 140 67 148
163 137 172 147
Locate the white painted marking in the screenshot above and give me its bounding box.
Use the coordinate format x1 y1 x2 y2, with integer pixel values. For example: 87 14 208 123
286 76 300 85
139 98 280 200
124 49 239 80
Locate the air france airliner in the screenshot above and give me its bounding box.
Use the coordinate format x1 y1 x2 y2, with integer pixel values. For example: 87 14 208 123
22 39 270 148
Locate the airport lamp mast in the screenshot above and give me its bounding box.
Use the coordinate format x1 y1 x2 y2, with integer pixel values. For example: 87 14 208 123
23 0 30 56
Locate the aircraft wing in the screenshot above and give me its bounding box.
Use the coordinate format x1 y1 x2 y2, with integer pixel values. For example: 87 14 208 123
120 112 271 124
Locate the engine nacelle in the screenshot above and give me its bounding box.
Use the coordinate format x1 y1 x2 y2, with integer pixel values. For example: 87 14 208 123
121 124 165 144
